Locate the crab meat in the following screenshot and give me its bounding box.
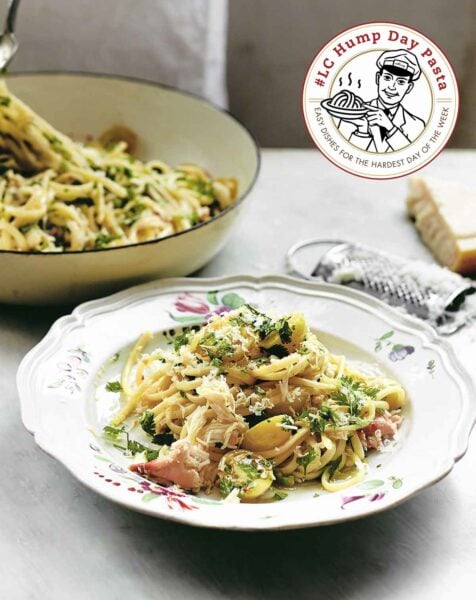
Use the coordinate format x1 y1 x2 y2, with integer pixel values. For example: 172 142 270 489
130 440 210 490
360 411 402 450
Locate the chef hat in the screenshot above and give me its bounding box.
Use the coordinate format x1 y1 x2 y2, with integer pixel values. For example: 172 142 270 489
377 50 421 81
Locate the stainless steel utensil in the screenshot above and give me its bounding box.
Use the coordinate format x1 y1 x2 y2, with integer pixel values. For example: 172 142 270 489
287 239 476 334
0 0 20 71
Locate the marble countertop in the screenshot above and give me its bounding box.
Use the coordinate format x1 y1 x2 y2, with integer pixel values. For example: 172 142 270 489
2 149 475 599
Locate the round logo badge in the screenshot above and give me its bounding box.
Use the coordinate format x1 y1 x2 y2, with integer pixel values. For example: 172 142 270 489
302 22 459 179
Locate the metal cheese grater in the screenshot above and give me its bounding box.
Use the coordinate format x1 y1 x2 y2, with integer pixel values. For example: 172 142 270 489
287 239 476 334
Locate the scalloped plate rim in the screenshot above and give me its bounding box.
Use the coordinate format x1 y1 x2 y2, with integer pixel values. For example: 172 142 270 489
16 275 476 529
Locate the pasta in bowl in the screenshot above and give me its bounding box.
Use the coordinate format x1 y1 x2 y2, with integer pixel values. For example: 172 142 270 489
105 305 405 503
0 74 259 304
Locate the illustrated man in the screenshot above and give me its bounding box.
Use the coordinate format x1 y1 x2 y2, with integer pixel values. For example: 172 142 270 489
342 49 425 152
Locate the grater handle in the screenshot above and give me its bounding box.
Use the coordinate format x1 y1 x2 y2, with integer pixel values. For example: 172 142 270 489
287 238 348 280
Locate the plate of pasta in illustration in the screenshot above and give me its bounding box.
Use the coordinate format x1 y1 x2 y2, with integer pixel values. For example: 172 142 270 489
321 90 370 120
17 275 475 529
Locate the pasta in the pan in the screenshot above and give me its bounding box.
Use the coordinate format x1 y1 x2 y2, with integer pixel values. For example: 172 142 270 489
0 80 237 252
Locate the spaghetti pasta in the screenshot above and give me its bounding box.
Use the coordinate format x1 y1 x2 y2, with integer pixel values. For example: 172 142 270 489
0 80 238 252
108 305 406 502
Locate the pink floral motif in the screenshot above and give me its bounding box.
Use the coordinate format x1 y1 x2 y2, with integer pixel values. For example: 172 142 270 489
341 492 387 509
48 347 90 393
91 453 199 511
175 293 210 315
341 494 367 509
139 480 198 511
340 478 399 509
170 291 246 324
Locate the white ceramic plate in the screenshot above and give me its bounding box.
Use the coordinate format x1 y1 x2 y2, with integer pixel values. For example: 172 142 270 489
1 74 259 305
17 276 475 530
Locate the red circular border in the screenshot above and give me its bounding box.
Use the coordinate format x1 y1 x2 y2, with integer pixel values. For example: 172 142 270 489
301 21 460 181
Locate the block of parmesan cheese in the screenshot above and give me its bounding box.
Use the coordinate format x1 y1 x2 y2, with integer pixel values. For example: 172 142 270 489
407 177 476 274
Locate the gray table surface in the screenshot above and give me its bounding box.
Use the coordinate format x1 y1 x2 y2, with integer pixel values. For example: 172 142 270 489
2 149 475 600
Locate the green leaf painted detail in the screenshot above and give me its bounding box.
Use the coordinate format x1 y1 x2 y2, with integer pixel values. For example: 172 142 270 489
389 476 403 489
94 454 111 462
192 497 223 506
374 331 394 352
142 492 160 503
357 479 385 490
70 347 90 363
426 359 436 377
207 291 219 305
169 313 204 323
221 292 245 309
48 379 64 389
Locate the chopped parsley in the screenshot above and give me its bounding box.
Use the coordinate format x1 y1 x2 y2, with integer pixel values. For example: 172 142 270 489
173 330 191 352
275 472 295 487
236 460 262 481
263 344 289 358
333 376 379 416
102 424 159 461
218 454 273 498
182 176 214 200
280 415 297 431
19 223 37 234
103 425 125 443
153 432 175 446
297 448 317 474
127 439 159 461
219 477 236 498
325 458 342 478
230 316 247 327
95 233 119 248
275 318 292 344
245 412 269 427
272 489 288 501
122 203 146 226
298 403 369 432
139 411 156 436
110 352 120 363
0 96 11 106
319 405 342 426
198 332 234 361
105 380 122 392
112 197 127 209
139 413 175 446
241 305 294 345
43 134 72 161
298 407 338 433
189 211 200 226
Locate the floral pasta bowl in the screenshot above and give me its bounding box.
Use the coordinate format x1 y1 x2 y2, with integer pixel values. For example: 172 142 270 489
17 275 475 530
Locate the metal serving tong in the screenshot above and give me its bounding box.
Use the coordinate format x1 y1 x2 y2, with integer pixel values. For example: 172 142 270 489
287 239 476 335
0 0 20 72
